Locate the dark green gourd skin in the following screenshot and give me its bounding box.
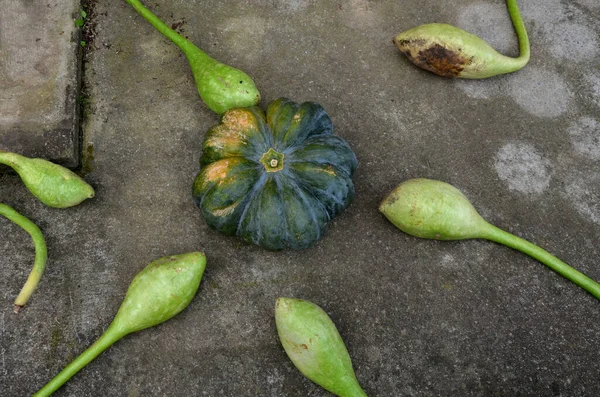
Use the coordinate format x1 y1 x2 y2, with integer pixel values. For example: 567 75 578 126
193 98 357 250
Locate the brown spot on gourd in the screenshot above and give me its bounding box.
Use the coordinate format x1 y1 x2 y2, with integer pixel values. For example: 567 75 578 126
285 339 305 354
301 344 308 350
394 37 427 49
395 38 470 77
415 44 470 77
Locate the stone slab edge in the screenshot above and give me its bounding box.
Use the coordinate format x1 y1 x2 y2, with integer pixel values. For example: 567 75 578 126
0 0 83 170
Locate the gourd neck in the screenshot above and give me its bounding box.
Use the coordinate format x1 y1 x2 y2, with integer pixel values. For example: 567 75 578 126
124 0 209 62
506 0 530 65
33 323 127 397
480 223 600 301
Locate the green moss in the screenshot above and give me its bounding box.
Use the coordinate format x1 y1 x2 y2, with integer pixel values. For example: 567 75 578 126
80 143 95 176
45 324 65 366
50 326 64 350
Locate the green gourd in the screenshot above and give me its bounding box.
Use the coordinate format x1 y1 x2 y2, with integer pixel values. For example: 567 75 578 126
192 98 358 250
0 151 94 208
393 0 529 78
124 0 261 114
33 252 207 396
0 203 47 313
275 297 368 397
379 179 600 300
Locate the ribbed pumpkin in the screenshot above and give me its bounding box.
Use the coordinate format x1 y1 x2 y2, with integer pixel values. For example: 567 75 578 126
192 98 357 250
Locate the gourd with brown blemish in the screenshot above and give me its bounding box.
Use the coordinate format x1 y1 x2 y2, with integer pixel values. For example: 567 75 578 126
393 0 529 78
192 98 358 250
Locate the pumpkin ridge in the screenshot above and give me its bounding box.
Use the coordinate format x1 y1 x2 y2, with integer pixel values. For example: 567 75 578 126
286 159 352 179
235 172 268 240
194 158 257 205
199 166 259 210
273 173 291 248
271 102 333 149
267 98 299 140
284 171 331 224
279 174 325 244
289 168 351 218
281 127 332 151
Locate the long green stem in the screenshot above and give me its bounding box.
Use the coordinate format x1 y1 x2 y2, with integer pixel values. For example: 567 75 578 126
124 0 207 60
481 223 600 300
0 203 47 313
506 0 530 64
33 324 126 397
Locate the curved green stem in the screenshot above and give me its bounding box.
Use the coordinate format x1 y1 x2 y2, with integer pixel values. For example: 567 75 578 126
506 0 530 64
0 203 47 313
123 0 209 62
33 324 126 397
481 223 600 301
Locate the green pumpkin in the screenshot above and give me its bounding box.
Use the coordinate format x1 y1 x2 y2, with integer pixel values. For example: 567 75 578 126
192 98 357 250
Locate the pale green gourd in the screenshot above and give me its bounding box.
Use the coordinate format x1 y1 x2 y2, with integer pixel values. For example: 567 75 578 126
0 203 47 313
393 0 529 78
124 0 261 114
379 179 600 301
0 151 94 208
275 297 368 397
33 252 207 397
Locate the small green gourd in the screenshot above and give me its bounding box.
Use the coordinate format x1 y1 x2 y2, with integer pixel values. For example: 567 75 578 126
33 252 207 396
393 0 529 78
0 203 47 313
275 297 368 397
0 151 94 208
379 179 600 301
124 0 261 114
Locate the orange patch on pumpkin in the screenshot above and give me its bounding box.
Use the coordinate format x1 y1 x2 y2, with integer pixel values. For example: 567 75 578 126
204 159 235 183
222 108 258 130
206 126 246 151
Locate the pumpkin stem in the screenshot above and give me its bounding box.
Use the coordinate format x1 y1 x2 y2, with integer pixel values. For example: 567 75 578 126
260 148 285 173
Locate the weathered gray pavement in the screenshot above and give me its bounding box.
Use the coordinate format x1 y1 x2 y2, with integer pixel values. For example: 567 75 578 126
0 0 82 167
1 0 599 396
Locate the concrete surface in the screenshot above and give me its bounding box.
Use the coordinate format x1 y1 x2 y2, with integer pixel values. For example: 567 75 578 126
1 0 599 396
0 0 82 167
